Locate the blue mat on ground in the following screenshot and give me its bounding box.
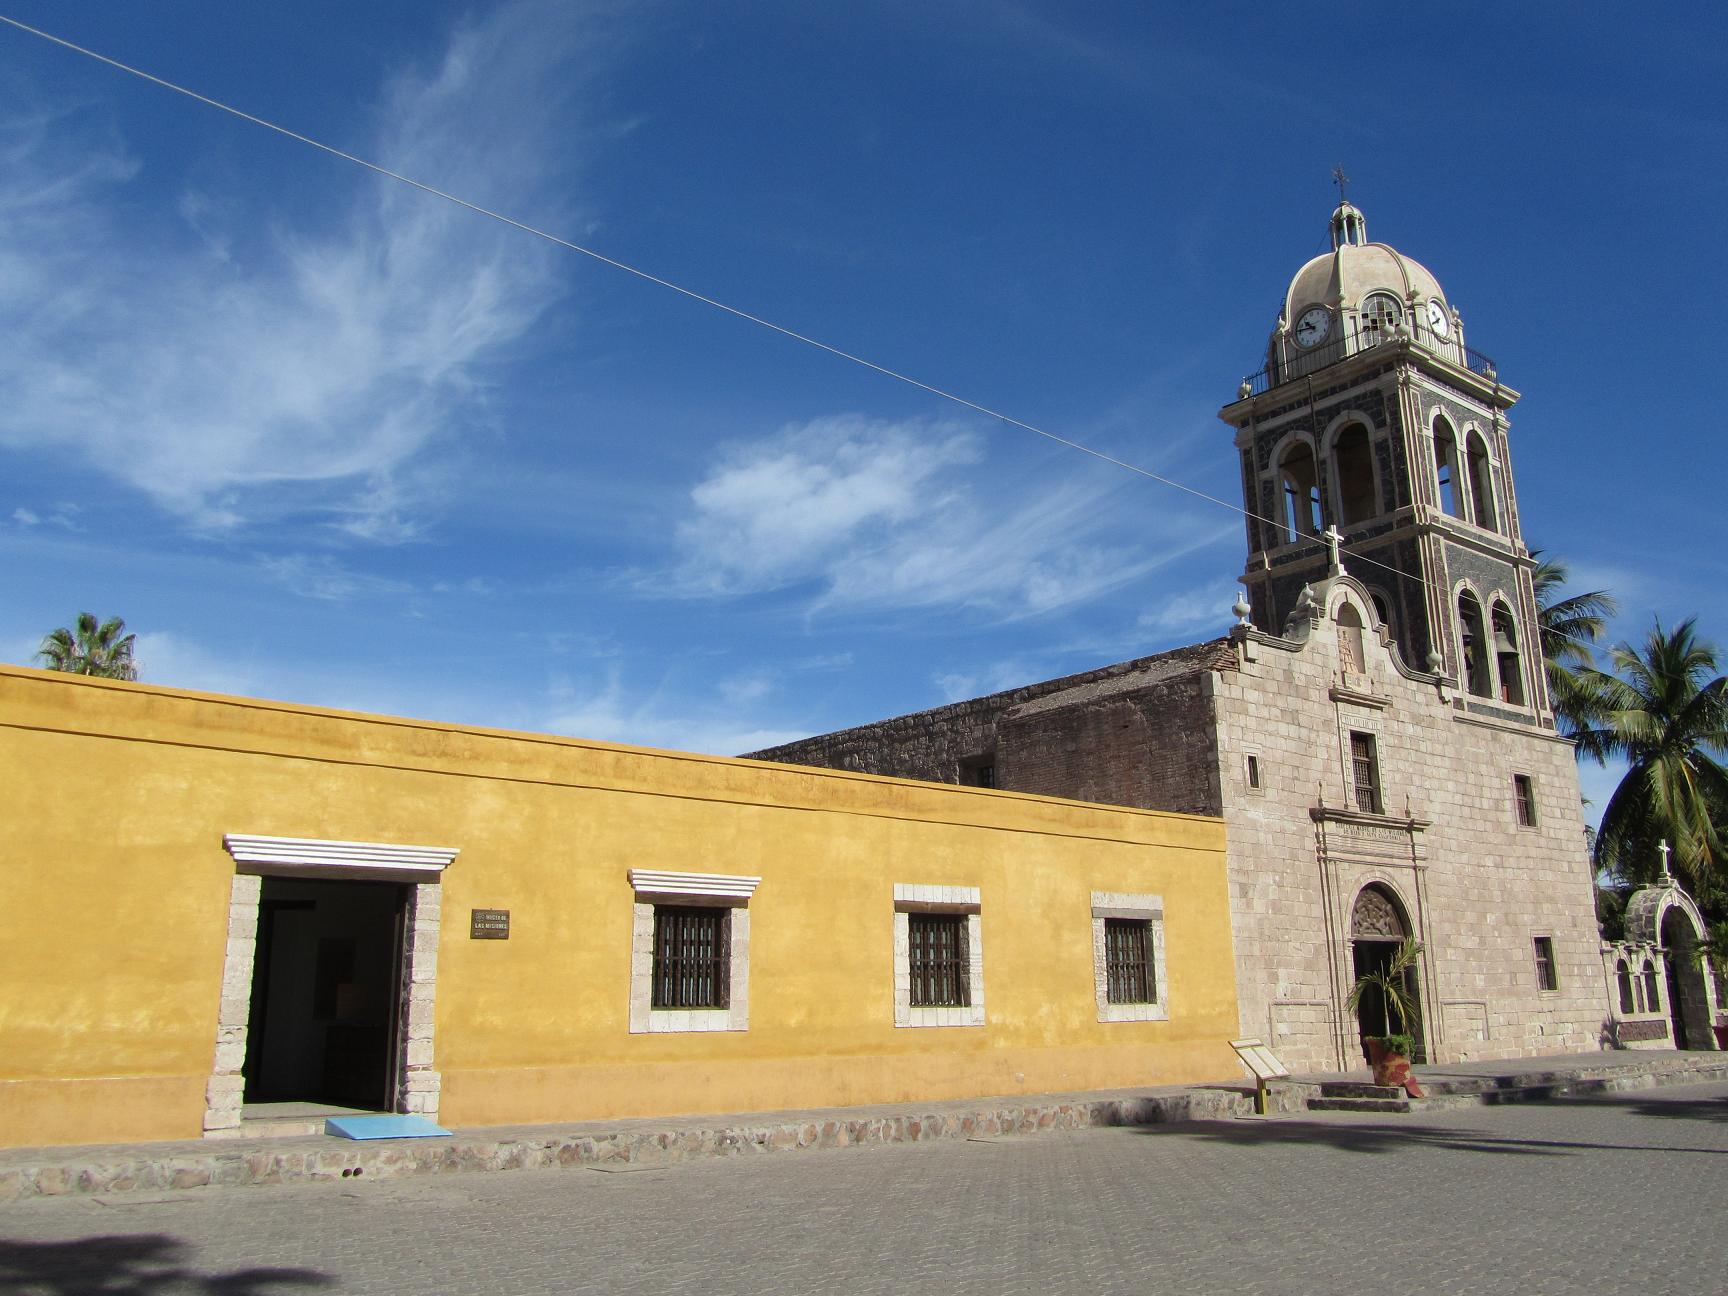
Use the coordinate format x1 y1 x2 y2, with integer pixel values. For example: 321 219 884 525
325 1115 452 1140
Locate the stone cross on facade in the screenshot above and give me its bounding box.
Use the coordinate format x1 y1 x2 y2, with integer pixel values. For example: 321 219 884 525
1659 839 1672 880
1322 525 1345 575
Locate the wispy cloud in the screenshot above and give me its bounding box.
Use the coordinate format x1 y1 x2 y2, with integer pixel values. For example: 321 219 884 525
0 2 596 537
660 413 1205 619
257 554 414 602
1137 580 1241 641
546 670 802 757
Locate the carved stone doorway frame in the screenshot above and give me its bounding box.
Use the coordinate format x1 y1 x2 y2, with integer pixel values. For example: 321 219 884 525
204 834 458 1137
1313 805 1436 1070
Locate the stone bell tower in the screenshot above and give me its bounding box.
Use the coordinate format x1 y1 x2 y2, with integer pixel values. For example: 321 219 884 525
1218 197 1551 725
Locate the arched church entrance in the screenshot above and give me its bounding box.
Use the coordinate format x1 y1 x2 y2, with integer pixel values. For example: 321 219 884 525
1350 884 1424 1064
1661 907 1711 1050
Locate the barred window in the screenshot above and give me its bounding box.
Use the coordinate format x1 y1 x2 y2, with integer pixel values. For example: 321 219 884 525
1350 732 1382 815
651 906 729 1009
1104 918 1155 1004
908 912 970 1007
1533 936 1557 992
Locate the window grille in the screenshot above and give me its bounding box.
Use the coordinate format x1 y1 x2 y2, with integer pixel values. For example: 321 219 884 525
1513 775 1536 827
1350 732 1382 815
1104 918 1155 1004
908 913 970 1007
1533 936 1557 992
651 906 729 1009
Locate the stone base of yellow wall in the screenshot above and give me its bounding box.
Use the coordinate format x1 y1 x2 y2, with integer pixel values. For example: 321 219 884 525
0 1076 206 1149
442 1040 1239 1129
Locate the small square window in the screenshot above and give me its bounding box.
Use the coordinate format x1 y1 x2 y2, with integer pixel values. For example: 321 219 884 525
893 884 984 1028
1091 893 1168 1024
628 869 756 1034
1513 774 1537 827
1533 936 1558 992
1350 731 1382 815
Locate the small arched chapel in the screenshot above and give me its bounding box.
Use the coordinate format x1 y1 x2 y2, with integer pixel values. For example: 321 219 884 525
749 200 1721 1071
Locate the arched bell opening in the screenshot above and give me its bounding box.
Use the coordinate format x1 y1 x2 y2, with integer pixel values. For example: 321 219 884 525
1279 441 1324 542
1348 883 1425 1065
1458 590 1492 698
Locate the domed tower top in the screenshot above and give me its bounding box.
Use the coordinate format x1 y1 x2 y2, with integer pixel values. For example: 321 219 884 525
1266 200 1465 378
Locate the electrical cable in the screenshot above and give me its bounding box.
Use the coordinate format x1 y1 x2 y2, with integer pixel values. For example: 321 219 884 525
0 13 1610 664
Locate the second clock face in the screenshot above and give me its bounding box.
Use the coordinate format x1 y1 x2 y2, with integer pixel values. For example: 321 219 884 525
1426 298 1450 338
1294 306 1332 348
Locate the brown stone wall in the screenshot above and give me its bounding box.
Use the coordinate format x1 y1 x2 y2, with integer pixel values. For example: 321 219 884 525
1001 674 1222 816
744 640 1235 803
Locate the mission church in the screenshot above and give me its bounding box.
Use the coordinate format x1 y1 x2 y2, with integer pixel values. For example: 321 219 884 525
750 198 1717 1072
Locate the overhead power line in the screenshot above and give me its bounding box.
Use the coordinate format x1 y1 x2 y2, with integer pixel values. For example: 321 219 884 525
0 13 1606 665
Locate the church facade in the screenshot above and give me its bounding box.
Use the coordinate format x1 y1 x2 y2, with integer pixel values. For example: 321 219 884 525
749 200 1663 1072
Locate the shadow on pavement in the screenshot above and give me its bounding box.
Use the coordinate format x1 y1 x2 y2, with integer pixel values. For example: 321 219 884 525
1557 1092 1728 1122
1138 1117 1728 1158
0 1234 331 1295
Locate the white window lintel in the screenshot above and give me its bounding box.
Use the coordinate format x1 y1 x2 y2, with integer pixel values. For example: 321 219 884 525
223 833 458 879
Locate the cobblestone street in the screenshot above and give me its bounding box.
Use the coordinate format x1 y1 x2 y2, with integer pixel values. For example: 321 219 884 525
5 1081 1726 1295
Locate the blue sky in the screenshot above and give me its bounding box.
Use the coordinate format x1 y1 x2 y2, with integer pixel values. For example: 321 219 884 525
2 3 1724 819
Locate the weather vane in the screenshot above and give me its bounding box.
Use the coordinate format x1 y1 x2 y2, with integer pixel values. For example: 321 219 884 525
1332 165 1350 203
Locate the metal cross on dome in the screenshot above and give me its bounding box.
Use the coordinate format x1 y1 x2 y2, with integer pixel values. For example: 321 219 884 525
1332 165 1350 203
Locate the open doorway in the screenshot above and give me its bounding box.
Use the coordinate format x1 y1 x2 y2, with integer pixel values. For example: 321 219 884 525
1661 908 1712 1050
243 877 406 1112
1349 883 1424 1065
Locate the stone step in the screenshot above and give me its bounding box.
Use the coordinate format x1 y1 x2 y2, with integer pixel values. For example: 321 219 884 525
232 1118 330 1139
1306 1096 1412 1114
1317 1081 1404 1100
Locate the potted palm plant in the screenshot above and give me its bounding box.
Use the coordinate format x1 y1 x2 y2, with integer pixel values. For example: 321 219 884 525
1346 937 1426 1097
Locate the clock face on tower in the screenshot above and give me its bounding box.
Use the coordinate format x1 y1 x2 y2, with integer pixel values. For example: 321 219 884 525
1425 298 1450 338
1294 306 1332 349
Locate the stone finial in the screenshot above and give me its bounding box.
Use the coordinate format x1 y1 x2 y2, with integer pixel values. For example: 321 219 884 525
1425 648 1444 674
1233 591 1253 629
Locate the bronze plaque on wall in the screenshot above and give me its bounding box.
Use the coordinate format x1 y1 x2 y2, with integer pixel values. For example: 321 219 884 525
470 909 510 940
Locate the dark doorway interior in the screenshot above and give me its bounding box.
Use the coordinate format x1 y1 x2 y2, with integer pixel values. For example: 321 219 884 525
1351 938 1425 1064
244 877 406 1110
1661 910 1709 1051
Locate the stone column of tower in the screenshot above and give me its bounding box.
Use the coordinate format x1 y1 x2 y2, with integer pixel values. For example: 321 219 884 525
1218 200 1552 726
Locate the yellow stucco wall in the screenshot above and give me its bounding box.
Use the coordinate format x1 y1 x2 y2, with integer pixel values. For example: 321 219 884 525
0 665 1238 1148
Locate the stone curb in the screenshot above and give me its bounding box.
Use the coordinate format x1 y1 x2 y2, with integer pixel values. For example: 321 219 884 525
0 1087 1250 1203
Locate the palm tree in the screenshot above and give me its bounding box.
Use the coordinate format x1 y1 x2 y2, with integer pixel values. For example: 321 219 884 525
35 612 139 681
1532 552 1617 737
1572 619 1728 898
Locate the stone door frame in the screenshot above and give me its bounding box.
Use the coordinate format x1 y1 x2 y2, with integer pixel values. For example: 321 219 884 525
204 834 458 1137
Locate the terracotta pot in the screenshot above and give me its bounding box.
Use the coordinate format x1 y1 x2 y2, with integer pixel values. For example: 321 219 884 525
1366 1038 1425 1098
